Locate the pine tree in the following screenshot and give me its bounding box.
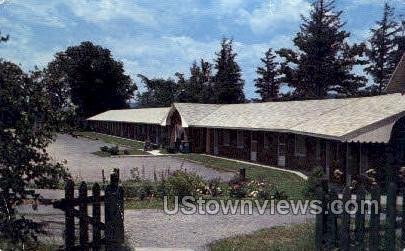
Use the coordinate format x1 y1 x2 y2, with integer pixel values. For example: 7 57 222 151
365 3 401 94
255 48 281 101
176 59 213 103
392 20 405 67
277 0 367 99
212 38 245 104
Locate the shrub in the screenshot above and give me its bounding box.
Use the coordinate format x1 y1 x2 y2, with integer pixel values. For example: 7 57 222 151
164 170 205 199
123 149 130 155
100 145 109 152
303 167 325 199
109 145 119 155
123 180 156 200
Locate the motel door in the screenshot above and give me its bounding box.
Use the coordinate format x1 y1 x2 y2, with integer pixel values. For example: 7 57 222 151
213 129 219 155
251 131 257 161
278 134 286 167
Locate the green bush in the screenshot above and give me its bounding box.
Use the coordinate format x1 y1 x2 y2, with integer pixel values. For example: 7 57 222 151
100 145 109 152
123 180 156 200
303 167 325 199
165 170 205 199
123 149 130 155
110 145 119 155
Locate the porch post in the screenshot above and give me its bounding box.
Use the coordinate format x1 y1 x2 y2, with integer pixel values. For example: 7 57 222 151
206 129 211 153
345 142 351 185
325 141 330 179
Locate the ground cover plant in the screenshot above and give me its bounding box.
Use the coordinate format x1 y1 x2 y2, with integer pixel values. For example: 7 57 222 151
175 154 305 200
122 166 290 210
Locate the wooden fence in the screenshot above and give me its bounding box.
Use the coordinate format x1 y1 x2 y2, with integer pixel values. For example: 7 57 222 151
315 178 404 250
53 168 124 250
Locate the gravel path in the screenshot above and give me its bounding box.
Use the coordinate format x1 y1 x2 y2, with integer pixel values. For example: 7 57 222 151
19 204 312 251
46 134 234 182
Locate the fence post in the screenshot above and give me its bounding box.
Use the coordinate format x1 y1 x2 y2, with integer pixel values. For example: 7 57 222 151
315 179 327 251
369 186 380 251
355 182 366 250
92 183 101 250
239 168 246 181
402 187 404 249
385 182 397 251
340 185 351 251
105 169 125 250
79 182 89 249
65 180 75 250
327 188 338 249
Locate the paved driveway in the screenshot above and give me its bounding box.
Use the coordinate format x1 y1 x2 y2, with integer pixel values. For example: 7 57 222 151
46 134 234 182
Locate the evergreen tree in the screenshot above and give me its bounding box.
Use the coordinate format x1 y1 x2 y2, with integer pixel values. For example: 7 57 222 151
365 3 401 94
255 48 281 101
176 59 213 103
277 0 367 99
212 38 245 104
392 20 405 67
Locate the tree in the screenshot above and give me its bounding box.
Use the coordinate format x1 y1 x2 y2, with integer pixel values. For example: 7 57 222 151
212 38 245 104
176 59 214 103
277 0 367 99
136 74 177 107
392 19 405 68
365 3 401 94
255 49 281 101
46 41 137 119
0 60 68 245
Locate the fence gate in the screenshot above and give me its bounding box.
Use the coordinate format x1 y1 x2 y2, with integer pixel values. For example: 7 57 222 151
53 169 124 250
315 177 404 251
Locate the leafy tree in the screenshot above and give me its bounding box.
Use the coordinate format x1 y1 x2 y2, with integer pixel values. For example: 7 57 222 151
277 0 367 99
136 74 177 107
212 38 245 104
46 41 137 119
255 48 281 101
0 60 68 245
365 3 401 94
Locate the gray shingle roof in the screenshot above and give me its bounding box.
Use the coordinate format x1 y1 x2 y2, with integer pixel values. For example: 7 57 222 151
194 93 405 142
172 103 221 127
386 53 405 94
87 107 170 125
87 94 405 143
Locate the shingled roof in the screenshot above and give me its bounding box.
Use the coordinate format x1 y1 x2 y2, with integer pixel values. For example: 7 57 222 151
87 95 405 143
386 53 405 94
87 107 170 125
192 94 405 142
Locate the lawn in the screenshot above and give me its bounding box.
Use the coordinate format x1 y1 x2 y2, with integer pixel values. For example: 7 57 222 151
75 131 150 156
209 223 314 251
175 154 306 200
75 131 145 149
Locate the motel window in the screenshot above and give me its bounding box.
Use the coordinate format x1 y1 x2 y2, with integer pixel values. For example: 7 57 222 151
264 133 271 149
223 130 230 146
237 130 244 148
295 135 306 157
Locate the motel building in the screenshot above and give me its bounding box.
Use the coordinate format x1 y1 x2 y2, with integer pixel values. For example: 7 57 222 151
87 55 405 185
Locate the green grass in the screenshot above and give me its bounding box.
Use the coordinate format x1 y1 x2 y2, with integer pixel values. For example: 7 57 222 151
124 198 172 210
209 223 314 251
175 154 306 200
75 131 144 149
0 238 59 251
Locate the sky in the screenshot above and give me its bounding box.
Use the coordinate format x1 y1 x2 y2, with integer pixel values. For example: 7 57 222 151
0 0 404 99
